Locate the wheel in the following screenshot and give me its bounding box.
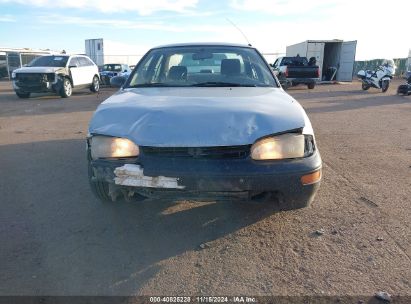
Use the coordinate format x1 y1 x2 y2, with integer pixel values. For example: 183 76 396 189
15 91 30 98
307 83 315 89
88 161 113 203
60 78 72 98
88 161 147 203
381 80 389 93
90 75 100 92
397 86 405 95
361 83 370 90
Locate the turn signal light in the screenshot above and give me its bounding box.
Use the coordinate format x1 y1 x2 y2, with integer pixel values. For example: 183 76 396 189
301 170 321 185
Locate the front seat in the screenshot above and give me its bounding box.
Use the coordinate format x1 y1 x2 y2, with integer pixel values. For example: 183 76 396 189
221 59 241 76
168 66 187 81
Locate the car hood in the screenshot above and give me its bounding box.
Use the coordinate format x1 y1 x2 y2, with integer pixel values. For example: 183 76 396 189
14 67 64 74
89 87 308 147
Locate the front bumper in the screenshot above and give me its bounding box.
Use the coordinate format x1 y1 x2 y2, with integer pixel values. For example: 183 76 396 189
288 78 318 85
99 72 118 85
13 78 63 93
88 146 322 204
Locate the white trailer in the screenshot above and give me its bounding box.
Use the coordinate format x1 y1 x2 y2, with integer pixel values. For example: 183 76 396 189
85 38 105 67
85 38 143 67
0 47 57 79
286 39 357 82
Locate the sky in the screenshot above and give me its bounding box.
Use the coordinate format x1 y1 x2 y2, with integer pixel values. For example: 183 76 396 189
0 0 410 61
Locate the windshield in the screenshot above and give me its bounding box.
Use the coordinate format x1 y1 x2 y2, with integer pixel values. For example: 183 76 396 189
126 46 277 88
28 55 69 67
382 59 394 67
103 64 122 71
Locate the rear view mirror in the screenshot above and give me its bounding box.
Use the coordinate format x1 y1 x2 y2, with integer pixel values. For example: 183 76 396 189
110 75 126 87
192 51 213 60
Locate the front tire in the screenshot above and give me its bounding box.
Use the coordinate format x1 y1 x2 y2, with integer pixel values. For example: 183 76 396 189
362 83 370 90
90 76 100 93
381 80 389 93
88 162 112 203
60 78 72 98
15 91 30 98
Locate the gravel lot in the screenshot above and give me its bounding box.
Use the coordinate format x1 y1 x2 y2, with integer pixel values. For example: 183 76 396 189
0 79 410 299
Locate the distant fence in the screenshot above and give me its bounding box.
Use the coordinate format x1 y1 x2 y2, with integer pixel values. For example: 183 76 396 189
353 58 408 77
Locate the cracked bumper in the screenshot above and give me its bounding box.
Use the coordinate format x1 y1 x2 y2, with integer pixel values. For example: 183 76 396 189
88 147 322 203
13 79 63 93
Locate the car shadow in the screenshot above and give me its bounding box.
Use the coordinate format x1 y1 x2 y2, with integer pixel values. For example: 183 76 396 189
303 93 411 114
0 139 281 295
0 88 116 118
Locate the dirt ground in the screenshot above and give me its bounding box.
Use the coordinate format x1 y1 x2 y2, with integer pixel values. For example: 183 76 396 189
0 79 410 300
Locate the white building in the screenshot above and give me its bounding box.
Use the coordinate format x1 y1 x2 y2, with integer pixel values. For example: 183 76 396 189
286 40 357 81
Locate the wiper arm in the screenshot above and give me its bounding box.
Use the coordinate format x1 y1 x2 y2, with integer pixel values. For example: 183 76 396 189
191 82 256 87
128 83 174 88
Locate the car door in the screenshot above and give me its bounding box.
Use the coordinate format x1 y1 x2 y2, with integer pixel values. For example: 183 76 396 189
68 57 84 87
78 57 96 85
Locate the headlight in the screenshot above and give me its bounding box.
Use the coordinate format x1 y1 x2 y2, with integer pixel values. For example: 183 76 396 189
251 133 314 160
90 136 139 159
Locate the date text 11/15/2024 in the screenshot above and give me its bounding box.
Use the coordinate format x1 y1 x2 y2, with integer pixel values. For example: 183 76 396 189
149 296 257 303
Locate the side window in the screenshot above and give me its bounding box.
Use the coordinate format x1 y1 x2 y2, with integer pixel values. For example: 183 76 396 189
84 57 95 66
78 57 90 67
68 57 80 67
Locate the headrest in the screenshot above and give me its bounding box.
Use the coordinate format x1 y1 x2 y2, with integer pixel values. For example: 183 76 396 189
221 59 241 76
168 66 187 80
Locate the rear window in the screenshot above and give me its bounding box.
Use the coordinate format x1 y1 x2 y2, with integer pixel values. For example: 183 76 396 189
103 64 122 71
281 57 308 66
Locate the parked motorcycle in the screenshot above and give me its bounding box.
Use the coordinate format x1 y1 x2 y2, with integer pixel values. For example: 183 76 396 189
397 75 411 95
357 59 395 93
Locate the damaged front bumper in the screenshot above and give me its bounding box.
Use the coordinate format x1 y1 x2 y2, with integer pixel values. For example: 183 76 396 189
13 77 64 94
87 145 322 205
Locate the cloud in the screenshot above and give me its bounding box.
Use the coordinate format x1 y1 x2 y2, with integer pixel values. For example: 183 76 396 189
36 13 231 34
37 14 184 31
229 0 345 16
0 14 15 22
0 0 198 15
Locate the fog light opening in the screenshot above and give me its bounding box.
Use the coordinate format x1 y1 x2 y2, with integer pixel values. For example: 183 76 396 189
301 170 322 185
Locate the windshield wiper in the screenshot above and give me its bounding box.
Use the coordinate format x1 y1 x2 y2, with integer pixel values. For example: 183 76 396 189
128 83 175 88
191 82 257 87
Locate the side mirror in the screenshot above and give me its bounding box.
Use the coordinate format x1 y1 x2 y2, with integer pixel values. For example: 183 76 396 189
110 75 126 87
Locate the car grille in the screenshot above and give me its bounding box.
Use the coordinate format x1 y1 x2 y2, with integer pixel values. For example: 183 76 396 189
16 73 55 83
141 145 251 159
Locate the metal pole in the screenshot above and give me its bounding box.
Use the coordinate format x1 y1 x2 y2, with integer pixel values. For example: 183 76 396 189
6 52 10 80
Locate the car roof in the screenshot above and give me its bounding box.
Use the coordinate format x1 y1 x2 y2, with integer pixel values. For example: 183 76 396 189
151 42 253 49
